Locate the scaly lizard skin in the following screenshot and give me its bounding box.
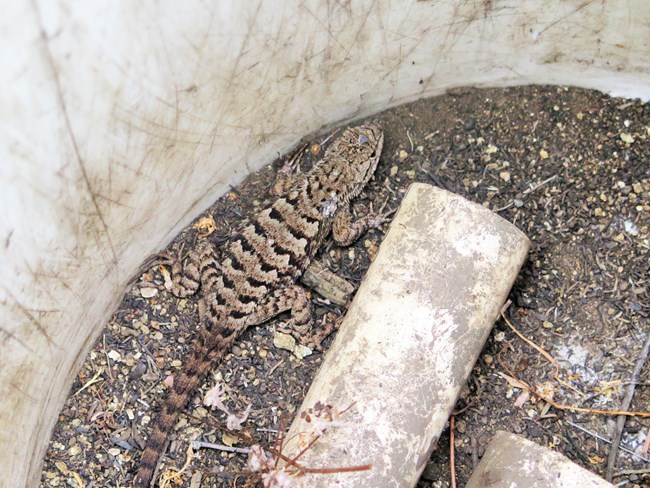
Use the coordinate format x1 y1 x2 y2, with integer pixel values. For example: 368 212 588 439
133 124 388 486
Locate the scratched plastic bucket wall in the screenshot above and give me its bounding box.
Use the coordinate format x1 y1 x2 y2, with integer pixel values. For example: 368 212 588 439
1 1 648 486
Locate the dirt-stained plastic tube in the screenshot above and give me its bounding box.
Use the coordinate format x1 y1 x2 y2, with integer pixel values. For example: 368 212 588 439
281 183 531 487
466 431 614 487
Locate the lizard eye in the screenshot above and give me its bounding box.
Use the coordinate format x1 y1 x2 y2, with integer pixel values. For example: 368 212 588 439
358 134 369 144
370 151 376 158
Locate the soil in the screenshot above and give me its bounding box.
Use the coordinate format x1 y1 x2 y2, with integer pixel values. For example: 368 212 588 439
41 85 649 488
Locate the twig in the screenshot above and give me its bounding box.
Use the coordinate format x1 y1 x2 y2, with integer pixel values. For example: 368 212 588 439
272 415 289 469
235 401 371 484
470 436 479 469
73 368 104 396
266 358 285 377
495 175 558 212
565 421 650 463
524 174 558 194
606 334 650 481
302 260 354 306
265 435 371 475
497 367 650 418
102 334 114 382
499 302 649 418
614 468 650 477
501 301 584 397
159 444 195 488
191 441 252 454
450 415 457 488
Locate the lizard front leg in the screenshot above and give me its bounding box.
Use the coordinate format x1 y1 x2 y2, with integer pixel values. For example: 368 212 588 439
332 199 395 246
273 145 306 196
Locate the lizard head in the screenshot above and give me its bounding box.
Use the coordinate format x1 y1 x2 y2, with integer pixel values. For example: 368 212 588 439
320 123 384 201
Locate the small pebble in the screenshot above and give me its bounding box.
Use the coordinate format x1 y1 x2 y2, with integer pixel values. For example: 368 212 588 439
140 287 158 298
620 133 634 143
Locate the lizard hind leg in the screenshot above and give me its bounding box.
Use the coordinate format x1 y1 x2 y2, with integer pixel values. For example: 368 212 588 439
255 284 330 349
164 240 218 298
244 284 313 332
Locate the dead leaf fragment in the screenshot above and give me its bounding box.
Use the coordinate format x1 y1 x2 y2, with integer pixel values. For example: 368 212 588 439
498 372 529 390
55 461 69 475
193 216 217 237
227 404 252 430
222 432 239 447
589 455 605 465
513 390 530 408
204 383 229 413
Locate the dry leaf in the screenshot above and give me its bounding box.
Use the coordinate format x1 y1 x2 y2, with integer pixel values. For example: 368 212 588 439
203 383 229 413
498 372 529 390
227 404 252 430
159 265 173 290
193 216 217 237
55 461 69 475
513 389 530 408
221 432 239 447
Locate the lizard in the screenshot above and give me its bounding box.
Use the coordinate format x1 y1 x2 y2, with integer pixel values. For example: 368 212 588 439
133 123 389 487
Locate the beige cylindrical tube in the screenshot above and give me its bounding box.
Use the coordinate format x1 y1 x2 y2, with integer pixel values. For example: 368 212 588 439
281 183 531 487
465 431 614 488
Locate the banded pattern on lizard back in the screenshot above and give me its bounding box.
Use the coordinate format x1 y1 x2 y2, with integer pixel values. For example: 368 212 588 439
134 124 387 486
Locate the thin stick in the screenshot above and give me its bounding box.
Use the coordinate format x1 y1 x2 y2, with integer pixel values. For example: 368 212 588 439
191 441 251 454
273 416 288 469
299 464 372 474
500 301 584 397
565 421 650 463
450 415 457 488
497 366 650 418
159 444 194 488
264 447 371 475
495 175 558 212
102 334 114 382
606 334 650 481
614 468 650 477
73 368 104 396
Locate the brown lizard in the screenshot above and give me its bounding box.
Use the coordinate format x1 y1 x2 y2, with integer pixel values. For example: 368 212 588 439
133 123 389 487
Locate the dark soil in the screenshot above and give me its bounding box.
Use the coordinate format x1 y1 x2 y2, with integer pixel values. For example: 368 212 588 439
42 86 649 488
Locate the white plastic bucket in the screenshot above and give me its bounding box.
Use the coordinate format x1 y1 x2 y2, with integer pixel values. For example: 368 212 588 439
1 2 648 486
